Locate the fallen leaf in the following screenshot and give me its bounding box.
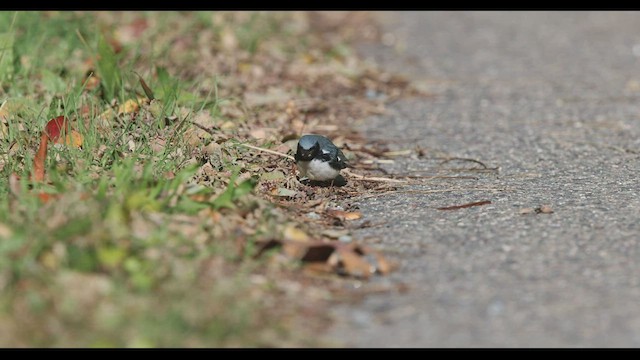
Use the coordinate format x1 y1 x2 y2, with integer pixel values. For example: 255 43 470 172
344 211 362 220
336 247 374 278
537 205 554 214
32 133 48 182
372 251 396 275
283 225 309 242
118 98 141 115
303 262 335 276
56 130 83 148
273 187 298 198
134 71 155 101
261 170 285 181
282 241 308 258
321 229 350 239
326 209 362 221
44 116 68 142
299 243 336 262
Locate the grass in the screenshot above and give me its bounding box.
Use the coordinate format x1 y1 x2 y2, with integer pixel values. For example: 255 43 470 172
0 11 320 347
0 11 414 347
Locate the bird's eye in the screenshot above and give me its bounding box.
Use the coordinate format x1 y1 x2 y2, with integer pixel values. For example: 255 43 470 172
321 153 331 161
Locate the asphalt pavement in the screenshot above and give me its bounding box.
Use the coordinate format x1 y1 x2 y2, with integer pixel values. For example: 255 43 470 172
325 11 640 347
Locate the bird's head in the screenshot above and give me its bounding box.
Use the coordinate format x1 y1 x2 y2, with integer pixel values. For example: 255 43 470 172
296 136 321 161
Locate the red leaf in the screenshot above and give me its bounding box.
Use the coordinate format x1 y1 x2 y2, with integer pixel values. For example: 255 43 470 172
44 116 69 142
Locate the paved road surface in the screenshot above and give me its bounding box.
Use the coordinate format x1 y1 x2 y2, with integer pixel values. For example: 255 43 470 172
326 12 640 347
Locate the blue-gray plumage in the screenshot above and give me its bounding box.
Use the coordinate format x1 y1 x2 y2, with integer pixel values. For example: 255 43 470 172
295 134 348 181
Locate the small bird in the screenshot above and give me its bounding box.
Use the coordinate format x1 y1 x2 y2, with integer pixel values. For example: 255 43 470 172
295 134 348 182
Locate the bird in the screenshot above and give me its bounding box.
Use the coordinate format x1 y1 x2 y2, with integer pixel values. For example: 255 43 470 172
295 134 348 182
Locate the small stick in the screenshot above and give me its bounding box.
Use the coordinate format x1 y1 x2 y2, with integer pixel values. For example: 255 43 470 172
237 143 295 161
437 200 492 211
439 157 498 170
342 169 408 184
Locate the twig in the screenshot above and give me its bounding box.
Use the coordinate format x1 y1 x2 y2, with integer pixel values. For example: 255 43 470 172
237 143 295 161
342 169 408 184
437 200 492 211
395 174 479 180
359 187 510 200
438 157 498 170
382 149 412 157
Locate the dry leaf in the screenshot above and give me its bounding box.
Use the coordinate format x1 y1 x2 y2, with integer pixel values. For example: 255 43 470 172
303 262 335 276
273 187 297 198
537 205 554 214
337 247 374 278
299 242 336 262
32 133 48 183
326 209 362 221
118 98 141 115
56 130 83 148
283 225 309 242
321 229 350 239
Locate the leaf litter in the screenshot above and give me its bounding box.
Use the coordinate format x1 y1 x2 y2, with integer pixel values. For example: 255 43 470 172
0 11 431 346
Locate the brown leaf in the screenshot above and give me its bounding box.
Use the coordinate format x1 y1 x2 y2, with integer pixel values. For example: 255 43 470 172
303 262 335 276
134 71 155 101
372 251 396 275
32 133 48 183
300 243 336 262
282 241 308 258
537 205 554 214
326 209 362 221
337 247 374 279
118 98 142 115
283 225 309 242
56 130 83 148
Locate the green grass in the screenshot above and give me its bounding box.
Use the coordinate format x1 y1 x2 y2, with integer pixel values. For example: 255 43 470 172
0 11 312 347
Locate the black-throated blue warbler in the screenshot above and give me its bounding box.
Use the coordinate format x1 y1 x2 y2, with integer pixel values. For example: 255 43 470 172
295 134 348 182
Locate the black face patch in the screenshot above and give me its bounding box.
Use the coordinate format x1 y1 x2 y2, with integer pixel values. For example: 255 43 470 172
295 140 320 162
